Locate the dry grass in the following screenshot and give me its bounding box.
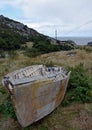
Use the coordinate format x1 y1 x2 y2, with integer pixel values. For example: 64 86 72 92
0 49 92 130
1 49 91 73
0 103 92 130
39 49 92 68
26 42 33 48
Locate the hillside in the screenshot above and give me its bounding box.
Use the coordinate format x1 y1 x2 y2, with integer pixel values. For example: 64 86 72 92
0 15 45 50
0 15 40 36
0 15 75 51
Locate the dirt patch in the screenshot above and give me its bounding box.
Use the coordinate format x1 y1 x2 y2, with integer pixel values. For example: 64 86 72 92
0 118 21 130
68 104 92 130
70 110 92 130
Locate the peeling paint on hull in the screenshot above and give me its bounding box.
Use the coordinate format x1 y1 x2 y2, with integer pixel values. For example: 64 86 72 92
2 65 71 127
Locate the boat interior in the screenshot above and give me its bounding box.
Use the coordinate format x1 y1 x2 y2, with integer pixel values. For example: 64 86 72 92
13 65 67 79
3 65 68 86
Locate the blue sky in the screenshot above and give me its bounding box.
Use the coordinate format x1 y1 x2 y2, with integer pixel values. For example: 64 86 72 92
0 6 22 20
0 0 92 37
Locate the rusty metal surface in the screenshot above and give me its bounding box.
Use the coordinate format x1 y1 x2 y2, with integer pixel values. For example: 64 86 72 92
2 65 71 127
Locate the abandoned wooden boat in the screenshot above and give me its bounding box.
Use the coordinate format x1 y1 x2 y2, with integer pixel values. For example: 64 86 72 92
2 65 71 127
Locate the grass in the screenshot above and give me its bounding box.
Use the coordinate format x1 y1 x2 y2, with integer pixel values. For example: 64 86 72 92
0 48 92 130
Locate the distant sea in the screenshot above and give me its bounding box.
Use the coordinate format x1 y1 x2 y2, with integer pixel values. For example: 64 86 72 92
57 37 92 45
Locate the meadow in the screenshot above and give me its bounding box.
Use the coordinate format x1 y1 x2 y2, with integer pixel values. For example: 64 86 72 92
0 48 92 130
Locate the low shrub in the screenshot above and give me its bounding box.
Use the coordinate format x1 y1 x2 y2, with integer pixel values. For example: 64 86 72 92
62 63 92 106
0 95 16 118
44 60 54 67
0 51 5 58
5 96 16 118
8 51 18 59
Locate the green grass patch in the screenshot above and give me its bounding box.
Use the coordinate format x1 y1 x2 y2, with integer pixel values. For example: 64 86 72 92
63 63 92 106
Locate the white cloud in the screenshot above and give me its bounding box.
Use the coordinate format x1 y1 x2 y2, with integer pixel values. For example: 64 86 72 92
0 0 92 36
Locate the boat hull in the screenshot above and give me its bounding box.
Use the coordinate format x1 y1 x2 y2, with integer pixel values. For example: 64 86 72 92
9 73 70 127
2 64 71 127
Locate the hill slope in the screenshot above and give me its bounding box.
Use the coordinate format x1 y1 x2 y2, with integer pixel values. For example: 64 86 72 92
0 15 49 50
0 15 75 51
0 15 41 37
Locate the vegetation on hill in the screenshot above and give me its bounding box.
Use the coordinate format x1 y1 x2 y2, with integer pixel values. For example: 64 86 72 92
0 29 27 50
25 37 74 57
0 15 75 53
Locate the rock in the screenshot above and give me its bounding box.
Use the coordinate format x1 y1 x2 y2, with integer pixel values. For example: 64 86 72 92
87 42 92 46
66 51 77 57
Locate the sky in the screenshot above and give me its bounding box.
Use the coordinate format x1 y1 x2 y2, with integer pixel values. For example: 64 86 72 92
0 0 92 37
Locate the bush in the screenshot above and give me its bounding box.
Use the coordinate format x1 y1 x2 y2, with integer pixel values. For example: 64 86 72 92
44 60 54 67
8 51 17 59
0 94 16 118
25 48 42 57
25 39 74 57
0 29 27 50
0 51 5 58
5 96 16 118
84 46 92 53
0 87 6 94
62 63 92 106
